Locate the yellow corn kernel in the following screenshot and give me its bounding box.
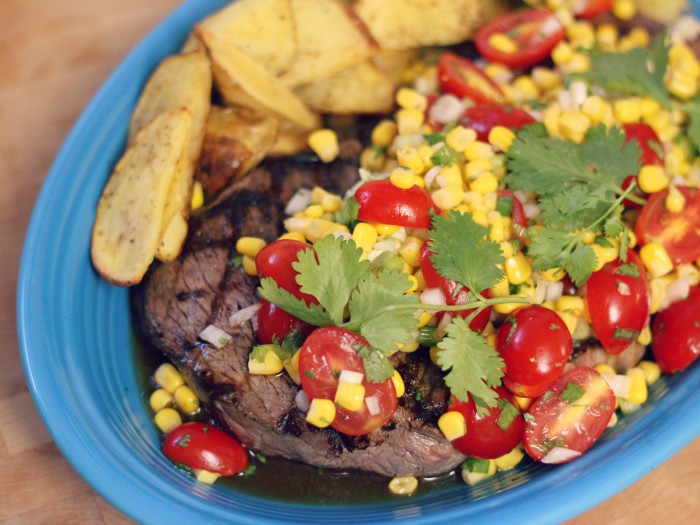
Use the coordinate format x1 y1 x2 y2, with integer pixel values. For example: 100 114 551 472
637 325 652 346
505 252 532 285
388 476 418 495
306 398 336 428
372 120 398 147
512 75 540 99
464 141 495 161
640 242 674 278
638 360 661 385
321 193 342 213
591 243 619 272
396 87 428 111
613 98 642 124
567 21 596 49
488 32 518 54
490 275 510 298
415 311 432 328
495 446 525 470
248 346 284 375
154 363 184 394
558 110 591 143
487 210 505 242
335 382 366 412
640 97 661 119
471 209 489 227
499 240 515 259
666 72 698 101
445 126 477 153
625 367 648 404
638 165 669 193
432 185 464 210
154 408 182 434
594 363 617 376
284 350 302 385
236 237 266 258
488 126 517 153
397 146 425 174
596 23 619 51
665 186 686 213
279 231 307 243
308 129 339 163
415 144 435 171
190 181 204 211
413 269 427 292
192 468 220 484
310 186 328 204
469 172 498 196
397 108 425 136
581 95 613 126
627 27 649 48
399 236 424 267
397 339 420 353
174 385 200 415
242 254 258 276
360 146 386 171
465 158 493 179
612 0 636 21
392 370 406 398
541 267 565 282
551 41 573 65
149 389 174 412
429 345 442 366
390 166 417 189
543 104 563 137
374 222 400 236
438 411 467 441
558 311 578 336
462 459 497 485
352 222 378 253
564 52 591 74
438 164 464 189
555 295 584 316
649 277 668 314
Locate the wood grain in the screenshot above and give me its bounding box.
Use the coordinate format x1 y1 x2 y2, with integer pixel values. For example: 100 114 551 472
1 1 698 523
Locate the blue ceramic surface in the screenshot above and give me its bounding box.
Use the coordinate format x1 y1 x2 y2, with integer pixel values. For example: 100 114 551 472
17 1 700 524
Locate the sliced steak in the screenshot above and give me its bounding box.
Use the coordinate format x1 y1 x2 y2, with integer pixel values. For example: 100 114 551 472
132 141 466 478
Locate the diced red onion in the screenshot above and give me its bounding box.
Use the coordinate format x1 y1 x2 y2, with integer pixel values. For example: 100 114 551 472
544 280 564 302
199 324 233 349
541 447 582 464
228 303 261 326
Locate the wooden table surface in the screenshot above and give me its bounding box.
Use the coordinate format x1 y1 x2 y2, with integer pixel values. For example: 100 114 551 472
1 1 698 523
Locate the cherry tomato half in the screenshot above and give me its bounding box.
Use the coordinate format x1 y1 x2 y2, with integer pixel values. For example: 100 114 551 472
585 250 650 354
652 286 700 373
256 239 318 305
162 422 249 476
496 190 528 240
496 305 573 398
354 179 439 229
419 243 492 331
437 52 505 104
459 104 536 142
448 388 523 459
475 9 565 69
635 186 700 266
256 299 313 345
574 0 613 19
298 327 397 436
523 367 615 463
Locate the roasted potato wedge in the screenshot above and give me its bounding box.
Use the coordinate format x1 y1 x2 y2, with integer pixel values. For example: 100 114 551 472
198 28 320 131
295 61 395 114
269 128 311 157
196 105 280 197
279 0 378 88
92 110 192 286
353 0 488 51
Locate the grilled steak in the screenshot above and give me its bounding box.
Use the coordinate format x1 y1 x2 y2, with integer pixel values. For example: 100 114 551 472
132 137 466 478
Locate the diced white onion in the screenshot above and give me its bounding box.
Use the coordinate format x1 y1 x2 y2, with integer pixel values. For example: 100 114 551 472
295 390 310 413
228 303 261 326
423 166 441 190
365 396 381 416
373 239 400 253
671 15 700 43
602 373 632 399
570 81 588 108
534 278 547 305
429 94 465 124
545 280 564 302
539 15 563 38
284 188 312 216
557 90 573 110
339 370 364 385
662 275 691 310
541 447 582 464
332 230 352 241
420 287 447 306
435 312 453 340
199 324 233 349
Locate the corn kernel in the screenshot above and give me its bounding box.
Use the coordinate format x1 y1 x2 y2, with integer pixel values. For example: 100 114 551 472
321 193 342 213
638 360 661 385
612 0 636 21
551 41 573 65
591 243 619 271
242 254 258 276
638 165 669 193
488 32 518 54
397 108 425 136
470 172 499 195
624 367 648 404
432 185 464 210
637 325 652 346
505 252 532 285
392 370 406 398
488 126 517 153
149 389 174 412
543 104 563 137
396 87 428 111
558 311 578 336
666 72 698 101
429 345 442 366
640 242 674 278
372 120 398 147
495 446 525 470
192 468 220 484
512 75 540 99
374 222 400 236
566 21 596 49
471 209 489 227
279 231 307 243
596 23 619 51
397 146 425 174
389 476 418 495
513 395 533 412
415 311 432 328
438 411 467 441
154 363 184 394
613 98 642 124
487 210 505 242
360 146 386 171
352 222 378 252
461 459 497 485
308 129 339 163
594 363 616 376
335 382 366 412
390 166 417 189
284 350 302 385
464 141 495 161
174 385 200 415
154 408 182 434
248 345 284 375
558 110 591 143
306 398 336 428
541 267 565 282
564 52 591 74
445 126 477 152
236 236 266 258
438 164 464 189
649 277 668 314
627 27 649 48
399 236 424 267
465 158 493 179
413 269 427 292
665 186 686 213
531 67 561 91
190 181 204 211
555 295 584 316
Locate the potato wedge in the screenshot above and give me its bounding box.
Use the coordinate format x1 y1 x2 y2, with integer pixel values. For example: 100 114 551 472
278 0 378 88
371 49 419 84
196 0 297 76
269 128 311 157
196 105 280 197
295 61 395 114
353 0 487 51
91 110 192 286
199 28 320 131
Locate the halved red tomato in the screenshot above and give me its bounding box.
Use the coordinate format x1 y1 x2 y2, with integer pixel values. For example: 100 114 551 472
448 388 523 459
523 367 615 463
635 186 700 265
460 105 536 142
585 250 650 354
652 286 700 373
355 179 439 229
496 189 528 240
437 53 505 104
256 239 318 305
475 8 565 69
574 0 613 19
256 299 313 345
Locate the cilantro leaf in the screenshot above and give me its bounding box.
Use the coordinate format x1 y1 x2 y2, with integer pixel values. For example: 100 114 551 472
431 145 462 166
581 31 671 107
333 197 360 227
683 96 700 154
294 236 368 325
355 344 395 382
429 211 505 293
345 268 419 351
436 317 505 415
258 277 332 326
527 229 598 286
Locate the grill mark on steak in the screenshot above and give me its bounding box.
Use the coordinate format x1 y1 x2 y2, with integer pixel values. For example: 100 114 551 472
132 133 466 478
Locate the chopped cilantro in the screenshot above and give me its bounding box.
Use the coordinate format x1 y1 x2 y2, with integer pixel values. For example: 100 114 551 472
613 327 641 341
463 457 491 473
560 382 586 404
333 197 360 227
177 434 191 448
231 255 244 268
523 413 536 423
497 400 520 431
495 195 514 217
549 323 560 330
422 132 446 145
431 145 462 166
615 263 641 278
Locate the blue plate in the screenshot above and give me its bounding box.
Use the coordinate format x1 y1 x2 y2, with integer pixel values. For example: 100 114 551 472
17 2 700 524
